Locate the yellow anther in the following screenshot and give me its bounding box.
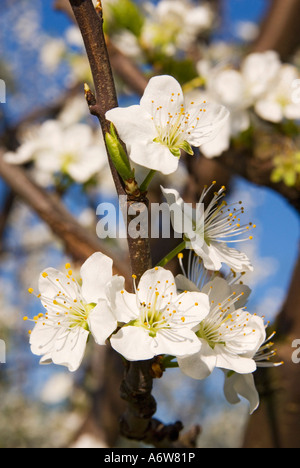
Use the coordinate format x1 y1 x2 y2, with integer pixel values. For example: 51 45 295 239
28 288 34 294
65 263 71 269
23 316 28 321
178 253 184 259
42 272 48 278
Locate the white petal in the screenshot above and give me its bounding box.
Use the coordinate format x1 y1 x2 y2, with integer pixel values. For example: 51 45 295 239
38 267 78 302
192 241 223 271
88 301 117 345
255 99 283 123
152 327 201 357
200 121 231 158
110 326 155 361
80 252 113 303
187 103 230 147
175 274 200 293
215 347 257 374
51 326 89 372
178 341 217 379
30 319 61 357
161 186 196 235
140 75 184 120
106 105 156 148
113 290 139 323
209 242 253 272
137 267 176 308
176 291 210 326
130 140 180 175
223 371 259 414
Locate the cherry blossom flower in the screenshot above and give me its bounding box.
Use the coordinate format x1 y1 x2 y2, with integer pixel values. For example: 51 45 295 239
109 266 210 361
255 64 300 123
196 50 282 158
161 182 254 271
176 274 266 379
141 0 214 56
105 75 229 175
4 120 107 186
24 253 122 372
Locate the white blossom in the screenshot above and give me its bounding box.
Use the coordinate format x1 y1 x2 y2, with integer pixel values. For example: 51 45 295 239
177 275 266 379
4 120 107 185
255 64 300 123
106 75 229 175
161 182 254 272
109 267 210 361
24 253 122 372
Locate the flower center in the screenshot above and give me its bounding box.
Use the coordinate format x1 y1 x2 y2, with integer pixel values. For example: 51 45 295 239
25 265 96 333
150 98 206 157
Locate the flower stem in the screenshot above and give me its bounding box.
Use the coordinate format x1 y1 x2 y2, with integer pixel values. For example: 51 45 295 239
156 241 186 267
139 170 157 193
162 355 179 369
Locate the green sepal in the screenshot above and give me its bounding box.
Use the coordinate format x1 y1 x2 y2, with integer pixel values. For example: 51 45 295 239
179 140 194 156
105 130 134 181
169 147 181 158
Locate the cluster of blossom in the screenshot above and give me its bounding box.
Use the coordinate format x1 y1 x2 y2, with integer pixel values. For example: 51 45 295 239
4 118 108 187
39 0 214 83
24 74 282 414
194 50 300 158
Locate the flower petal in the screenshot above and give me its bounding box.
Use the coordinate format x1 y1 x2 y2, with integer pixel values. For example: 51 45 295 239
113 290 140 323
137 267 177 309
38 267 78 302
153 327 201 357
110 326 155 361
178 341 217 379
80 252 113 303
88 300 117 345
215 348 257 374
223 371 259 414
51 326 89 372
140 75 184 121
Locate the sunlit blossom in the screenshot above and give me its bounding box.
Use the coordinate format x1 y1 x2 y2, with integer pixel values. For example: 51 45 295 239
109 266 210 361
161 182 255 271
24 253 122 372
106 75 229 175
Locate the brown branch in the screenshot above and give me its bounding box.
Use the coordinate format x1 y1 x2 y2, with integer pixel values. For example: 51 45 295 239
69 0 151 280
253 0 300 60
67 0 190 448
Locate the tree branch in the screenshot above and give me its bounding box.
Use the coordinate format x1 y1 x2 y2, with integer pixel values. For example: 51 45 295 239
253 0 300 60
67 0 190 447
